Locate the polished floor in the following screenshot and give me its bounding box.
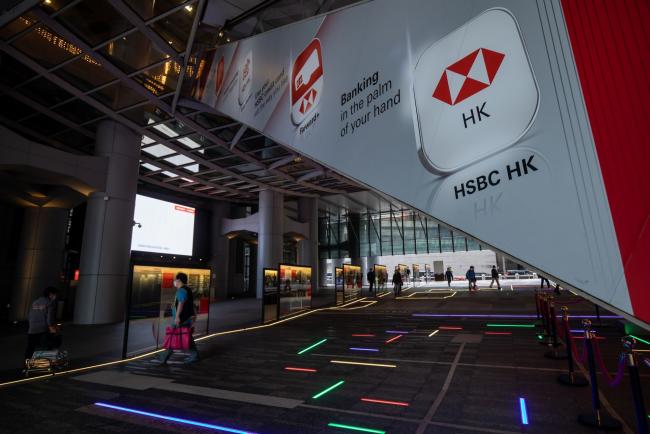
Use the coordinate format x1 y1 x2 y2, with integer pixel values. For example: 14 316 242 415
0 286 646 434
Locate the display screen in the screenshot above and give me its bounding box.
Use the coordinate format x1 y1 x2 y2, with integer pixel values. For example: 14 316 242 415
278 264 312 318
342 264 362 302
131 195 195 255
374 265 388 289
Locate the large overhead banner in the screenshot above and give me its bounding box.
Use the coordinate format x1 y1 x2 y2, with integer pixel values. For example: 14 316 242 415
192 0 649 326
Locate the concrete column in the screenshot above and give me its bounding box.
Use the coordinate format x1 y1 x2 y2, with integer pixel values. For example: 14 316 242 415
255 189 283 298
348 213 361 266
209 202 230 300
74 121 140 324
10 207 68 321
297 197 319 293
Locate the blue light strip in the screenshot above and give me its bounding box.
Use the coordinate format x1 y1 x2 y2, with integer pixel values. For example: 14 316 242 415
385 330 409 334
519 398 529 425
94 403 257 434
350 347 379 352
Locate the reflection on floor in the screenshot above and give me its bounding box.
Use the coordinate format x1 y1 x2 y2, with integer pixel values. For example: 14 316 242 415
0 286 645 434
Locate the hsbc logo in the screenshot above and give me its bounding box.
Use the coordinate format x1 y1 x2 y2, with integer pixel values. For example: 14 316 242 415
291 38 323 125
432 48 505 106
412 9 539 175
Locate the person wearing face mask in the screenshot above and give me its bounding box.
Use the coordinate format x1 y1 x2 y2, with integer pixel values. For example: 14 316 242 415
157 273 199 364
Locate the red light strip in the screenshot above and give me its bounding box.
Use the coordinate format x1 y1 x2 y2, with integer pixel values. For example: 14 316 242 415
361 398 410 407
284 367 317 372
385 334 403 344
352 334 376 337
484 332 512 335
439 326 463 330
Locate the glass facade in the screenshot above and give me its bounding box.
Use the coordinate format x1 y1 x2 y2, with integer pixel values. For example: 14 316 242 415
319 209 482 259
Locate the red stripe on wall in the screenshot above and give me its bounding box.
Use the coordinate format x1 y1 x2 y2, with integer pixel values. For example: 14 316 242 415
561 0 650 324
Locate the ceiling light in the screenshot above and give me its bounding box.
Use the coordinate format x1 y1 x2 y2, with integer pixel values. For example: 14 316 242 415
185 5 193 12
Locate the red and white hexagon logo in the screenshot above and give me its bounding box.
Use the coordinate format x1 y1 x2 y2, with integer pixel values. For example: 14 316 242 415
291 38 323 125
432 48 505 106
412 9 539 175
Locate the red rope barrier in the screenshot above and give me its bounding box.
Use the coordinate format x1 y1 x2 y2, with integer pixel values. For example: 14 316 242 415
592 339 626 387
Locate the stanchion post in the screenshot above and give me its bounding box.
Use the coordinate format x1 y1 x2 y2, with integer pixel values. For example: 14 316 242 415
540 294 553 346
623 336 649 434
558 306 588 386
545 297 567 359
535 289 541 322
578 319 622 430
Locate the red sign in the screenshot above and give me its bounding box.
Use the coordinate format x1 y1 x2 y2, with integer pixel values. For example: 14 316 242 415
291 38 323 124
73 269 80 281
432 48 505 105
174 205 195 214
162 272 174 288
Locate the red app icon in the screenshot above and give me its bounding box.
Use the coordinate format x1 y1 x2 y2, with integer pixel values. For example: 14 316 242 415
291 38 323 125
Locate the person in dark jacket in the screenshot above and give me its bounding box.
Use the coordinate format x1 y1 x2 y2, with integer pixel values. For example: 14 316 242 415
489 265 501 290
445 267 453 287
540 274 551 288
158 273 199 364
392 270 403 297
367 268 376 296
25 287 58 360
465 266 477 291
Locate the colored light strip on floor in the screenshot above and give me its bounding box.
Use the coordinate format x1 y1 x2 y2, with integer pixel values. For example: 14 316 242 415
330 360 397 368
484 332 512 335
412 314 622 319
94 403 256 434
312 380 345 399
630 335 650 345
428 330 440 337
385 334 403 344
298 338 328 355
385 330 409 334
439 326 463 330
571 336 606 340
350 347 379 352
351 334 376 337
486 324 535 328
519 398 529 425
327 422 385 434
361 398 409 407
284 367 317 373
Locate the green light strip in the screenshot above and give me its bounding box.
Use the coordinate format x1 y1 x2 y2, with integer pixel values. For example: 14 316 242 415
298 338 328 355
631 335 650 346
327 423 385 434
312 380 344 399
486 324 535 328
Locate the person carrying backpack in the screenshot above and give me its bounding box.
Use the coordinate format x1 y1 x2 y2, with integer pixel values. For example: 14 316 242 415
157 273 199 364
466 266 478 292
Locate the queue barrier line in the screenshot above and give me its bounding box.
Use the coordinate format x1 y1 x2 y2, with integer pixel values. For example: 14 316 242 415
0 297 376 389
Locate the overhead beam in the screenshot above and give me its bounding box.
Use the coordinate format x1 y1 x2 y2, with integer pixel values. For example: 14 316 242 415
24 10 320 197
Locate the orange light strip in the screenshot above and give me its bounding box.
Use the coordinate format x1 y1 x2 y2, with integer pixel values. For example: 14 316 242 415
385 334 403 344
361 398 409 407
285 367 317 373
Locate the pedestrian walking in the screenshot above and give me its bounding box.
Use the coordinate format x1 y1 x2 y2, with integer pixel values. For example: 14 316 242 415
489 265 501 290
466 266 478 292
367 268 376 296
157 273 199 364
445 267 453 288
